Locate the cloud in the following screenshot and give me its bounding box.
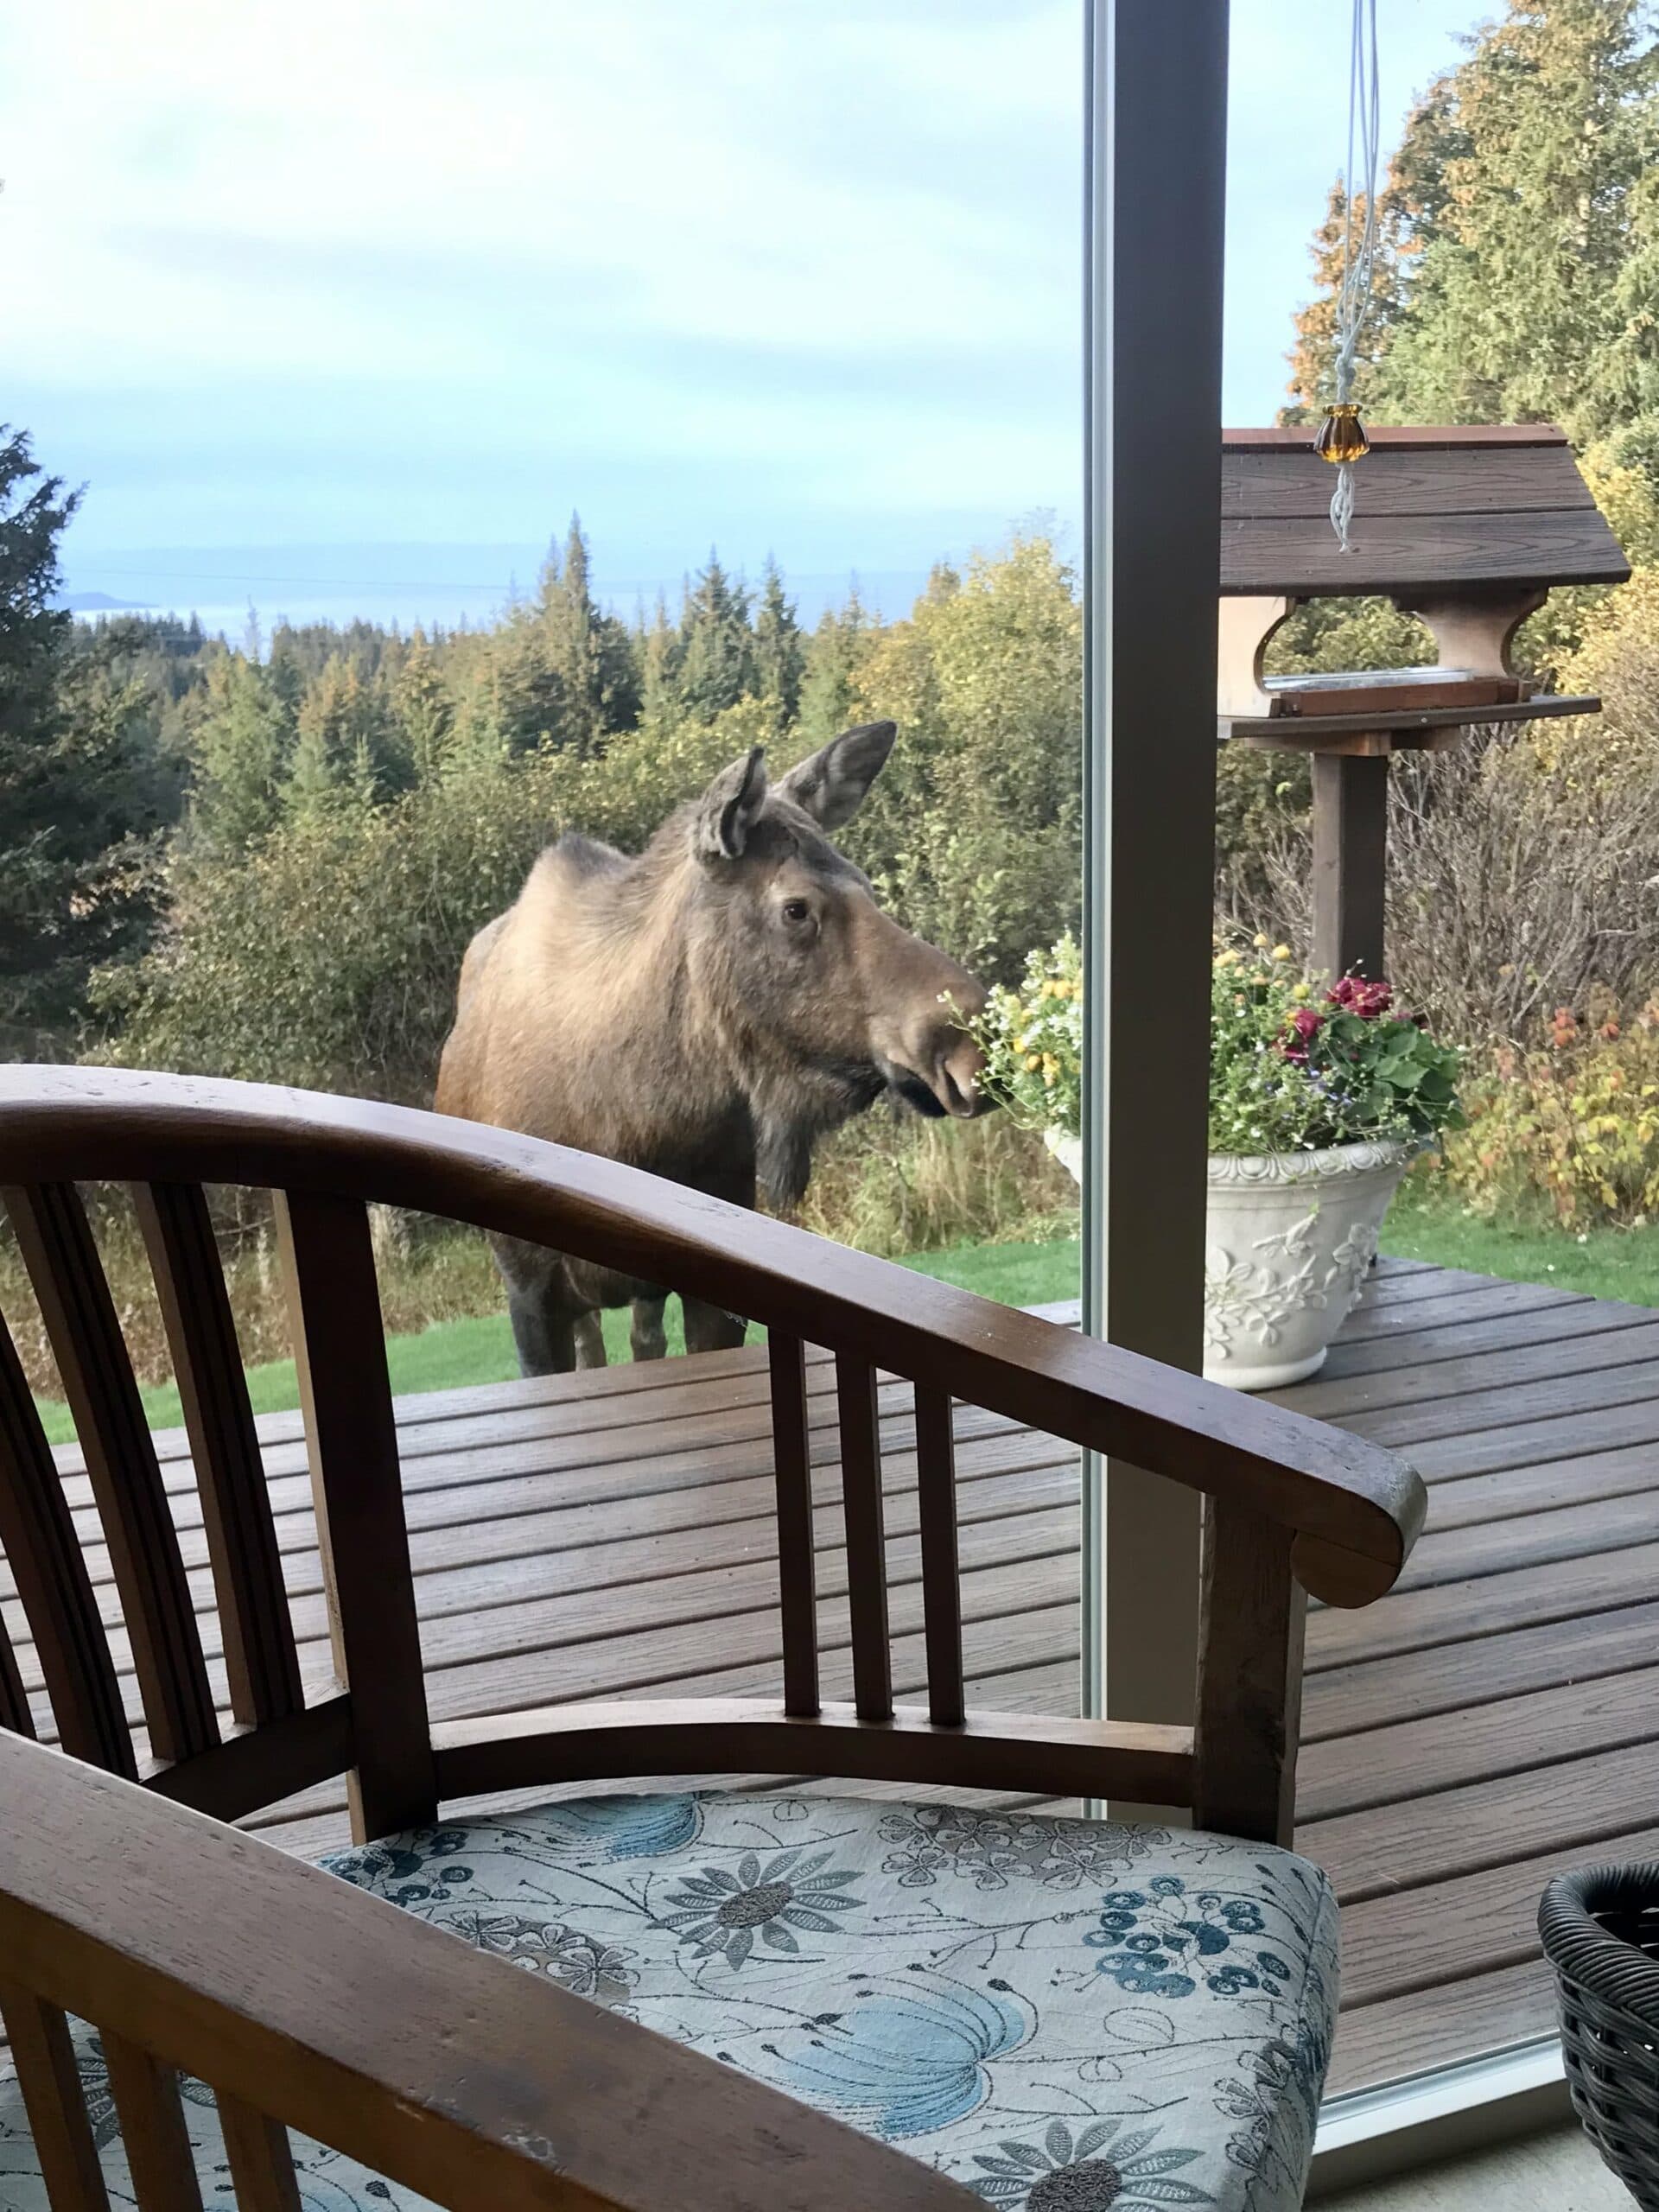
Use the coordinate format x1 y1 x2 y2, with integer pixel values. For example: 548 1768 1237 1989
3 2 1077 379
2 0 1484 580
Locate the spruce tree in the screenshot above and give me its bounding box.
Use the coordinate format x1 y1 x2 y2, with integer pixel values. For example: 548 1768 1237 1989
676 550 754 721
284 656 365 818
752 556 805 731
0 426 171 1052
796 584 873 744
393 627 454 782
639 590 681 721
537 515 604 753
1376 1 1658 446
190 651 287 852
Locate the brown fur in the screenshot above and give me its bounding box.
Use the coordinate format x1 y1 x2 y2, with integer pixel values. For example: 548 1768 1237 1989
435 722 986 1374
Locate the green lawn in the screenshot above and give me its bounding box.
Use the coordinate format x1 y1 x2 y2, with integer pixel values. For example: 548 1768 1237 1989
1382 1181 1659 1306
32 1236 1084 1446
36 1189 1657 1448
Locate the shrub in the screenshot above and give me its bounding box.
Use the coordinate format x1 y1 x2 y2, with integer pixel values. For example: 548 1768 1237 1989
1441 994 1659 1226
843 534 1082 982
1230 705 1659 1048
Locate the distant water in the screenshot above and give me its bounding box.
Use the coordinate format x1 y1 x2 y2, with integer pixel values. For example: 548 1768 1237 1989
58 543 946 643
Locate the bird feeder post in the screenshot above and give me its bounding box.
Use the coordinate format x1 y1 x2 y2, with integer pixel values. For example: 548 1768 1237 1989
1217 425 1629 983
1310 749 1389 981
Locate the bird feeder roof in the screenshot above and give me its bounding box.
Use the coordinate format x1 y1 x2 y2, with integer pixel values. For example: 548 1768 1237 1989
1220 425 1630 598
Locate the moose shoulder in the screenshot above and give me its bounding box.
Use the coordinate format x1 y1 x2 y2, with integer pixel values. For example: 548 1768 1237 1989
435 721 988 1376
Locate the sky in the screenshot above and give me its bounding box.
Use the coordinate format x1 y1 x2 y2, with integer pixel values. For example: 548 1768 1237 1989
2 0 1491 634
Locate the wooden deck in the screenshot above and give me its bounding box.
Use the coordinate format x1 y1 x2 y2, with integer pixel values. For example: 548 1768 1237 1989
9 1253 1658 2099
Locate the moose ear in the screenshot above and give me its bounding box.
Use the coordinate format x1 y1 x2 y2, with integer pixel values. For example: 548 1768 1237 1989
693 746 769 860
776 720 896 831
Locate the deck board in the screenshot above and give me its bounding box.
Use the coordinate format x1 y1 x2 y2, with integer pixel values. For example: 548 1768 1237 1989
6 1258 1655 2103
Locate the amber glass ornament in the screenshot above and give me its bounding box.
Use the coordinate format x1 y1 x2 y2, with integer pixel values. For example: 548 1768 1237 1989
1315 403 1370 465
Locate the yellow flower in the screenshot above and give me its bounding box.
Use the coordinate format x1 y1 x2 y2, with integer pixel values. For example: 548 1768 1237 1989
1014 1033 1028 1051
1252 933 1269 949
1272 944 1291 962
1025 1053 1042 1071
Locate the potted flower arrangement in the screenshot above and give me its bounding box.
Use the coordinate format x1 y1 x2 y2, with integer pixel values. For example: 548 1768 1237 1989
973 935 1462 1389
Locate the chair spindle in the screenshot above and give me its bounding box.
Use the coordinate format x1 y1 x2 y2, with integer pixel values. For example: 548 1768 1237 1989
0 1305 134 1775
834 1353 892 1723
275 1190 435 1840
134 1185 302 1729
0 1983 111 2212
217 2095 301 2212
767 1330 819 1717
913 1385 965 1729
0 1599 34 1739
3 1183 218 1766
103 2031 204 2212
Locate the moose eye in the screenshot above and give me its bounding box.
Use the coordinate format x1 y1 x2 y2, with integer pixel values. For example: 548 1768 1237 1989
781 898 812 927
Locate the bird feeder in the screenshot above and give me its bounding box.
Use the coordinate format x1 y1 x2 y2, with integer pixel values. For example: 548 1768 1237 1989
1218 425 1630 981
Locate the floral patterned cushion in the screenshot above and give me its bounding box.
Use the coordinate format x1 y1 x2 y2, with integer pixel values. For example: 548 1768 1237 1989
0 1794 1338 2212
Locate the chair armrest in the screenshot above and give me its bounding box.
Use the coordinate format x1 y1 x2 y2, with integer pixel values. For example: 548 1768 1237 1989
0 1065 1426 1604
0 1734 973 2212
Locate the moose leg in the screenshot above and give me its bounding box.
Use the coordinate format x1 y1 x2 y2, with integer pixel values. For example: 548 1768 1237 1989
493 1235 576 1377
682 1296 747 1355
573 1312 608 1369
631 1295 669 1361
505 1284 575 1376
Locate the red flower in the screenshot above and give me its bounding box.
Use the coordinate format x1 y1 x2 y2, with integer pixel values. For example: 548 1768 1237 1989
1327 975 1394 1020
1281 1006 1323 1065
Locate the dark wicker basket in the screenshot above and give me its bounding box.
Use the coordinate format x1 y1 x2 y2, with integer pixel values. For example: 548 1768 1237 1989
1540 1861 1659 2211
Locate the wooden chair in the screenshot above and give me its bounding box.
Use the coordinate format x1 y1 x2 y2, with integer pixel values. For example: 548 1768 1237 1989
0 1066 1425 2212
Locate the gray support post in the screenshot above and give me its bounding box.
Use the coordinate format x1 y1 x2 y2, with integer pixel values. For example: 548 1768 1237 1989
1081 0 1230 1768
1311 752 1389 982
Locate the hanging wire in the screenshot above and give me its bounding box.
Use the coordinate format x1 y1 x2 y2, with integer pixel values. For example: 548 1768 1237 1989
1328 0 1382 551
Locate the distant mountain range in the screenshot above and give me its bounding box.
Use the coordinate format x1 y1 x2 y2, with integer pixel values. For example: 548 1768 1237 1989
58 589 155 613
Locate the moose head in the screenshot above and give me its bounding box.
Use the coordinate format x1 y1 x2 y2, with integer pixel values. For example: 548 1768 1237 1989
674 721 988 1203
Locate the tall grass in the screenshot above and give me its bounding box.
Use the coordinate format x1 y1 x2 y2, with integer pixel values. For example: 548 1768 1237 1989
798 1112 1076 1256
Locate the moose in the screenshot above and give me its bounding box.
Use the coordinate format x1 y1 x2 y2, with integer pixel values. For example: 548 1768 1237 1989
435 721 988 1374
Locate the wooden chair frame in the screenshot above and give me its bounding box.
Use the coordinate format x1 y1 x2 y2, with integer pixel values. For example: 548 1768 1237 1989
0 1065 1426 2211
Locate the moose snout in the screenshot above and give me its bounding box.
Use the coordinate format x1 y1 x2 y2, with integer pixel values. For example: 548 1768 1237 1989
936 1027 988 1118
873 956 989 1121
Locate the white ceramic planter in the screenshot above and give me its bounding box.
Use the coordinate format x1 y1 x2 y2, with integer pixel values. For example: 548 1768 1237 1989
1044 1128 1084 1184
1202 1140 1412 1388
1043 1128 1411 1391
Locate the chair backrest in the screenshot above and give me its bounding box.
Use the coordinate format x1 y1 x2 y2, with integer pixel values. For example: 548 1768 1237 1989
0 1065 1423 1853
